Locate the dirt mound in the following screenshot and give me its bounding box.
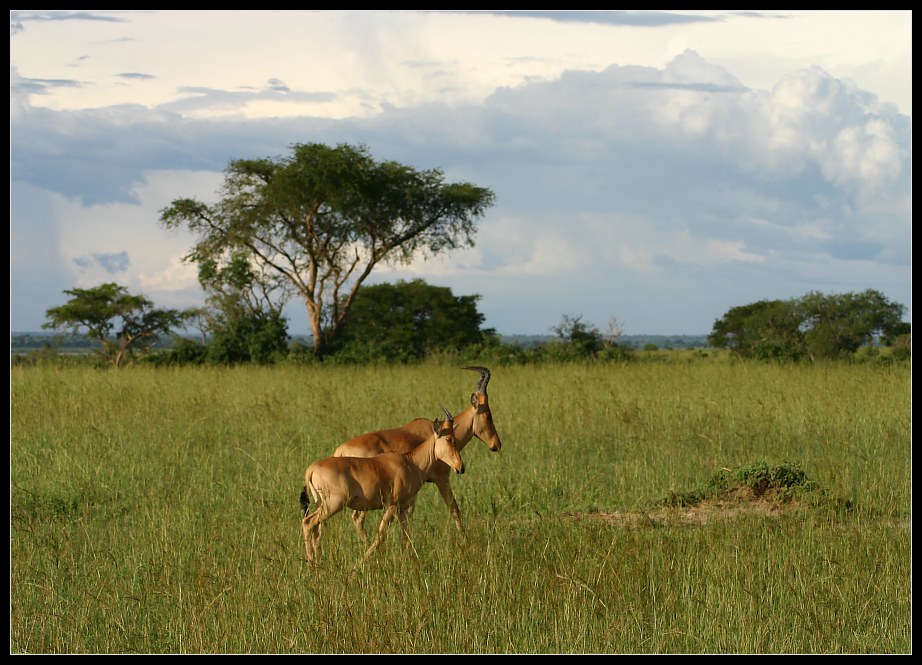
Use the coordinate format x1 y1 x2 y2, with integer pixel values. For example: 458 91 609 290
573 461 822 528
575 485 803 528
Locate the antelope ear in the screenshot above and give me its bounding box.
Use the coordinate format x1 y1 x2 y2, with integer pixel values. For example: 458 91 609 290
470 393 477 407
432 418 440 433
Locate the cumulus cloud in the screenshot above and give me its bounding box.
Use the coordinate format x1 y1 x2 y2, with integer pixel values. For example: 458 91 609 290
822 119 905 200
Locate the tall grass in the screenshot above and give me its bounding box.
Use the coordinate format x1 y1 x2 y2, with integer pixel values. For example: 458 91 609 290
10 361 911 653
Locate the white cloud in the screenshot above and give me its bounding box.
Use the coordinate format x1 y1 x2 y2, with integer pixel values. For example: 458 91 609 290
822 119 905 200
137 255 200 303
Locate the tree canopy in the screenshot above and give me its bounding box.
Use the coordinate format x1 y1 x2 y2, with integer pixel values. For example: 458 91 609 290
551 314 604 356
334 279 494 362
707 289 907 360
160 142 495 358
43 282 181 367
192 250 291 365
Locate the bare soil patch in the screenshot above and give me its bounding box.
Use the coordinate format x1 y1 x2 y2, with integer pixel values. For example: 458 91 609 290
573 486 803 528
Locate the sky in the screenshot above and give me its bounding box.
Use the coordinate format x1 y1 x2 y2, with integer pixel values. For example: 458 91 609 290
10 10 912 337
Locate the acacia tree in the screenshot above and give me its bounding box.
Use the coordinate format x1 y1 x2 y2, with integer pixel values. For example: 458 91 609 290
43 282 181 367
160 142 495 358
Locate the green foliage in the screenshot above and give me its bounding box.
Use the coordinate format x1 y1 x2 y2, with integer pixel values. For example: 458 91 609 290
708 289 907 361
160 142 495 358
662 461 822 508
42 282 181 368
196 250 293 320
797 289 906 359
707 299 804 360
597 344 635 362
880 321 911 347
206 310 289 365
737 460 818 497
888 334 912 361
334 279 494 363
551 314 604 356
148 336 208 366
514 314 636 363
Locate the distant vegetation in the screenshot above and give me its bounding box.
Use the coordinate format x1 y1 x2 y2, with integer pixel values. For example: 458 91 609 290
19 279 908 369
500 333 709 350
707 289 908 361
9 330 712 363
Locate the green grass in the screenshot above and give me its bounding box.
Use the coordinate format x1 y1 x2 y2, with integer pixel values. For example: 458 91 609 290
10 361 911 653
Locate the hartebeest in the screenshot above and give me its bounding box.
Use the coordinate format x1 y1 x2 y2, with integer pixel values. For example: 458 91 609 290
332 366 501 537
300 408 464 573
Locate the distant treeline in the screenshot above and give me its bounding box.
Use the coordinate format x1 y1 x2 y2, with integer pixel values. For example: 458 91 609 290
11 332 100 351
11 331 709 354
499 334 708 350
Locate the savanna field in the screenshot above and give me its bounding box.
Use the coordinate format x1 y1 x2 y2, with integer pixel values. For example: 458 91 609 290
9 358 912 654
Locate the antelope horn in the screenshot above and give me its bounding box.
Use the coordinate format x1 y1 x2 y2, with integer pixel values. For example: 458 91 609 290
440 405 453 422
461 365 491 394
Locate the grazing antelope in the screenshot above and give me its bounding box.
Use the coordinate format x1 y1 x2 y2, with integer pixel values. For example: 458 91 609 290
300 408 464 573
332 366 501 537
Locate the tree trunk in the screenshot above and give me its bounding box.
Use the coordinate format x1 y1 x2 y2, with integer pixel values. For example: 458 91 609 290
307 306 327 359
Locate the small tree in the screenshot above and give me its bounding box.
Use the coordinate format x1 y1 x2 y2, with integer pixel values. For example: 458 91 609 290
551 314 603 356
335 279 493 362
602 317 625 349
43 283 181 367
205 310 289 365
196 250 291 364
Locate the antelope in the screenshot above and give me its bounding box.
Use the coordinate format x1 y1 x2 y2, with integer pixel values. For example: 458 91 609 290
332 366 501 538
300 408 464 573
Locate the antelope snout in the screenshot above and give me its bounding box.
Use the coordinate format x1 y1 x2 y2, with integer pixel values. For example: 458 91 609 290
456 463 465 475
